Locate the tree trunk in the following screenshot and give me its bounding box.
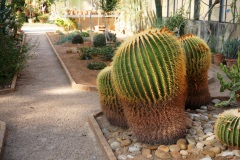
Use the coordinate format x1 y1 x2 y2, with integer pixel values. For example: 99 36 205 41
194 0 200 20
155 0 162 27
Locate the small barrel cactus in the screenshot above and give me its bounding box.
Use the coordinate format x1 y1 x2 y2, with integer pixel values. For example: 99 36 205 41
179 34 212 109
215 109 240 149
93 33 106 47
72 34 84 44
97 66 128 128
111 28 187 144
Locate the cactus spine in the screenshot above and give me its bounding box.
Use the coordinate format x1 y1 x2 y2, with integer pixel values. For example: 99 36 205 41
112 28 187 144
214 109 240 149
97 66 128 128
179 34 212 109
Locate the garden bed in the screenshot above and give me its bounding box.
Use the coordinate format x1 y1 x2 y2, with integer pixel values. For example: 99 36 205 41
90 102 240 160
46 32 112 90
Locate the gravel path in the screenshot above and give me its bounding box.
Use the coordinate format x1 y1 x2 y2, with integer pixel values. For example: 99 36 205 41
0 33 106 160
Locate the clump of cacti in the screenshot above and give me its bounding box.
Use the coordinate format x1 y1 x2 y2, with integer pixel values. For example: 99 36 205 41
93 33 106 47
216 53 240 107
179 34 212 109
97 66 128 128
111 28 187 144
214 109 240 149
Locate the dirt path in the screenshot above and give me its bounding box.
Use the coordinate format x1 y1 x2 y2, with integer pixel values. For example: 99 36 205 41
0 33 106 160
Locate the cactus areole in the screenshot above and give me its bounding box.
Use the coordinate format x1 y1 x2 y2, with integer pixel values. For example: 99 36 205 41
112 28 187 144
179 34 212 109
215 109 240 149
97 66 128 128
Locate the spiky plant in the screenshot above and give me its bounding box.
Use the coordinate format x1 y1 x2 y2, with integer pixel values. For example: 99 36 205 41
97 66 128 128
214 109 240 149
111 28 187 144
179 34 212 109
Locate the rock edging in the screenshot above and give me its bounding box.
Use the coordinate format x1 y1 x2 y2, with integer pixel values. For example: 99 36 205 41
0 121 7 160
89 112 117 160
46 33 97 91
0 75 18 95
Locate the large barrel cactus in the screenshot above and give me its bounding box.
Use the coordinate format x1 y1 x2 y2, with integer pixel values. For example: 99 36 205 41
97 66 128 128
111 28 187 144
215 109 240 149
179 34 212 109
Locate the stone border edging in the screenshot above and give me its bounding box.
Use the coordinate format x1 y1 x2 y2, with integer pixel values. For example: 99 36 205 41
45 33 97 91
88 112 117 160
0 75 18 95
0 121 7 160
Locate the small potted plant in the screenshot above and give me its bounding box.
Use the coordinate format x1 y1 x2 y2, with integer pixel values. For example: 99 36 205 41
216 52 240 106
38 13 49 23
222 37 240 68
208 35 224 66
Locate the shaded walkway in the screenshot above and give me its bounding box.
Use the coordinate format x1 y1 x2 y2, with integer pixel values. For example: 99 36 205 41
0 24 106 160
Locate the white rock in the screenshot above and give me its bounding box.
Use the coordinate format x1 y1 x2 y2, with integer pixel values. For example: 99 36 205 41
110 141 121 150
133 142 142 148
117 155 127 160
219 151 234 156
180 150 188 156
204 128 213 134
200 106 208 110
206 132 214 136
201 158 212 160
213 114 219 119
196 109 207 113
193 121 201 126
212 99 221 104
186 134 196 145
188 129 197 135
127 155 134 159
233 150 240 157
102 128 110 135
196 142 204 149
200 115 209 121
206 135 215 141
189 113 200 119
202 124 213 130
129 146 140 152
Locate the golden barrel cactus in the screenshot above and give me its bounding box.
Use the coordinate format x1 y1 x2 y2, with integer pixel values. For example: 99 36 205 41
111 28 187 144
179 34 212 109
215 109 240 149
97 66 128 128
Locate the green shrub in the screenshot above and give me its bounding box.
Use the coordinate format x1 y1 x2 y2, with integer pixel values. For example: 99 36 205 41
56 31 81 45
87 62 107 70
77 46 92 60
72 34 84 44
93 33 106 47
0 34 29 84
80 32 89 37
99 46 116 61
56 30 64 35
54 18 77 31
86 47 100 57
223 38 240 59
